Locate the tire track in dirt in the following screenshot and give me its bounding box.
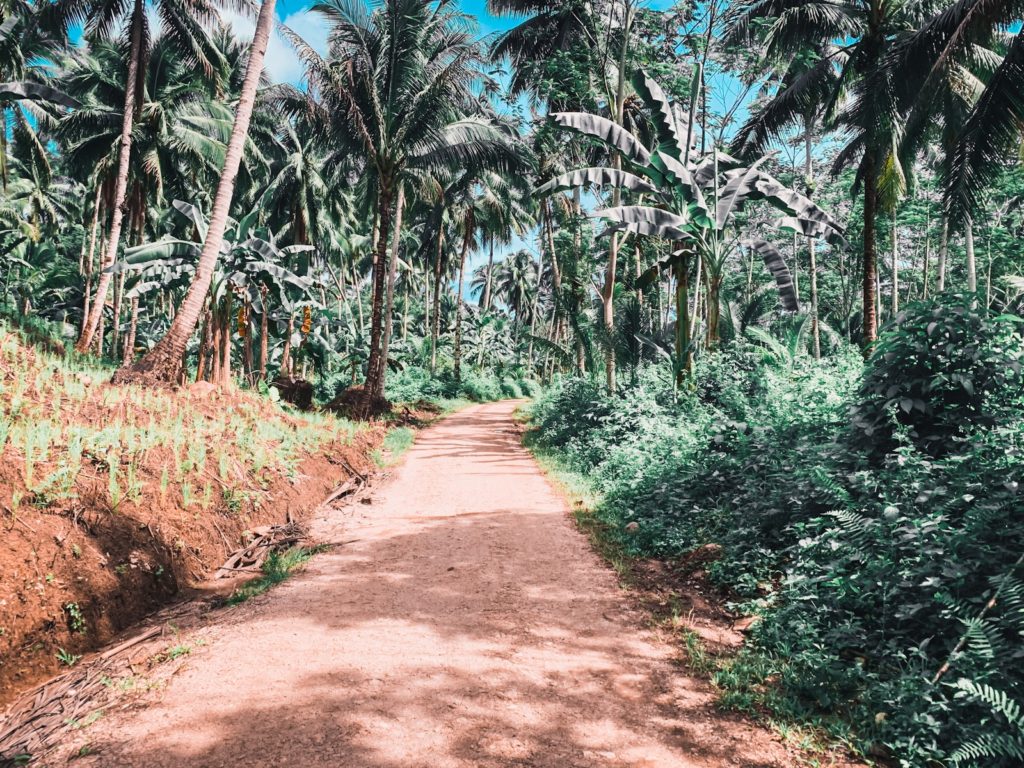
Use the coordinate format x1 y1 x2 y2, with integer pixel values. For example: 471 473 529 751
56 401 825 767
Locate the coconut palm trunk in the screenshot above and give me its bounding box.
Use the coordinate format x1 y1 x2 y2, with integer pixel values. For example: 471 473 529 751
805 127 820 359
453 219 471 382
363 178 394 401
113 0 277 385
75 0 143 354
482 237 495 310
380 184 404 381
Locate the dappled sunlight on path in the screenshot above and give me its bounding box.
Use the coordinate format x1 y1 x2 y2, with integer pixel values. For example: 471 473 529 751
64 402 798 768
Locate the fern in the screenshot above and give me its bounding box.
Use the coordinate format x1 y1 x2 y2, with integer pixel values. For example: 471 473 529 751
951 679 1024 764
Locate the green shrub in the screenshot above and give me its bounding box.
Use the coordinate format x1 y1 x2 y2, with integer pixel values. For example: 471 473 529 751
850 294 1024 457
530 303 1024 765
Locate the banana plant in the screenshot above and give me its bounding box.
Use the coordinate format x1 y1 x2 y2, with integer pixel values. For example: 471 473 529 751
111 200 320 382
536 68 846 377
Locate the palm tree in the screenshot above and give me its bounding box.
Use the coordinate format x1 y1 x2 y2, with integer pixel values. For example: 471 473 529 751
283 0 524 407
113 0 278 385
726 0 919 346
47 0 225 353
888 0 1024 292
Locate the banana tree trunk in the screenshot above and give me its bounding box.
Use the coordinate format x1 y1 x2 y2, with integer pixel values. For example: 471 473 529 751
706 273 722 350
674 252 692 385
113 0 277 385
281 313 294 377
122 297 138 364
862 153 879 348
76 0 143 354
259 286 269 381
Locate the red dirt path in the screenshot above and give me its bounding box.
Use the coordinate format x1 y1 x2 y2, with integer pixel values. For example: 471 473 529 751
58 401 840 767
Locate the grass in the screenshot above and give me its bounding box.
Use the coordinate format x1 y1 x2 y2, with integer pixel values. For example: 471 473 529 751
226 546 324 605
372 426 415 467
0 319 363 520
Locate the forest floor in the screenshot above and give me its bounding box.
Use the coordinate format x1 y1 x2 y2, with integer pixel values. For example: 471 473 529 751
42 401 860 767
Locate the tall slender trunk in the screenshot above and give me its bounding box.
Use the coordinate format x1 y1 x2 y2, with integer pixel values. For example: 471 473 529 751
803 126 820 359
364 177 393 400
81 185 102 334
111 271 125 356
453 220 471 382
258 286 269 381
965 217 977 293
380 185 404 380
219 296 232 386
114 0 277 384
891 209 899 315
862 154 879 348
122 297 138 364
937 218 949 292
196 308 211 382
76 0 143 353
527 257 542 365
674 251 692 385
483 236 495 311
429 230 444 374
281 313 294 377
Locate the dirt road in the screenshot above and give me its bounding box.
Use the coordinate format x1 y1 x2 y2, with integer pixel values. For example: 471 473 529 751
62 401 804 767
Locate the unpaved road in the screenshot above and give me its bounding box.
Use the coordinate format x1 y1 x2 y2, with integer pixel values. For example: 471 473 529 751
62 401 811 767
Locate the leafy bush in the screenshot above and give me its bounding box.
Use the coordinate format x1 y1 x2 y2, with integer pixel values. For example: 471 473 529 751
850 294 1024 457
529 298 1024 765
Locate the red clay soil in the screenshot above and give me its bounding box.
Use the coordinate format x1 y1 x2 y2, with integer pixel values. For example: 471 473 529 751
0 374 382 709
46 401 863 768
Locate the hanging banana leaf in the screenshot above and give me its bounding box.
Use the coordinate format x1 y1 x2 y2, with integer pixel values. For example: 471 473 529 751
745 238 798 312
119 240 200 267
777 216 848 246
171 200 210 241
549 112 652 165
631 70 685 159
693 151 742 185
716 157 771 229
593 205 691 240
535 167 659 196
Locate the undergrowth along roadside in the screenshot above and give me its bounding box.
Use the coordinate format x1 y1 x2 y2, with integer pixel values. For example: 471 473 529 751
521 424 851 764
527 295 1024 767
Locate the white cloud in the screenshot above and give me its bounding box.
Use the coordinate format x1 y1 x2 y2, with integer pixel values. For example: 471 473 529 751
218 7 329 86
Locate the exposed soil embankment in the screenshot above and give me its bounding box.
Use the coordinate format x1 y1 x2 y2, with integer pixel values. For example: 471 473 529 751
0 327 383 707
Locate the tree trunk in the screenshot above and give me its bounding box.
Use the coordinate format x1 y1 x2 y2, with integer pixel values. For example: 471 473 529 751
453 220 471 382
803 126 820 359
483 236 495 311
862 154 879 348
281 313 294 377
196 308 211 382
81 185 102 335
113 0 277 384
891 209 899 315
380 184 404 380
706 274 721 350
111 271 124 356
965 217 977 293
937 217 949 292
363 177 393 400
429 230 444 374
219 296 232 386
122 297 138 364
75 0 143 354
674 248 692 385
259 286 269 382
